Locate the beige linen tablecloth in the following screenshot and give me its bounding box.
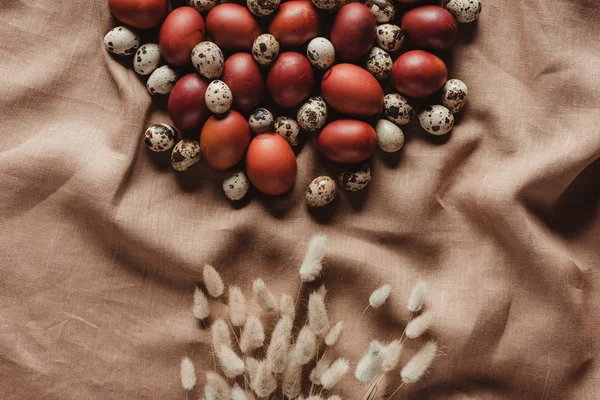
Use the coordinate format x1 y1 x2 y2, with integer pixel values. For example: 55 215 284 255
1 0 599 398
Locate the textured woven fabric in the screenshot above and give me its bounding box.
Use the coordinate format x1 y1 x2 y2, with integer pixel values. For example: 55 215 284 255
0 0 599 399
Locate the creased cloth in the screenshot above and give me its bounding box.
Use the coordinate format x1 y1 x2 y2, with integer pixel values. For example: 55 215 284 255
0 0 599 399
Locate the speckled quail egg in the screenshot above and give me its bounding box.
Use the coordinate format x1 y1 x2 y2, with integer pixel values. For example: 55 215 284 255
188 0 218 12
104 26 139 56
252 34 280 66
222 170 250 201
247 0 280 17
133 43 161 76
311 0 340 11
418 105 455 135
443 0 482 23
192 41 224 79
306 37 335 70
144 124 177 152
146 65 178 95
370 1 395 24
306 176 337 207
274 116 301 146
441 79 469 113
205 80 232 114
375 119 404 153
339 161 371 191
366 47 393 81
297 97 328 132
383 93 414 125
248 108 274 134
376 24 404 52
171 140 202 171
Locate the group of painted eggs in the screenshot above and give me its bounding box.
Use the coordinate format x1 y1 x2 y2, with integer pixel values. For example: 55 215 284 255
104 0 481 207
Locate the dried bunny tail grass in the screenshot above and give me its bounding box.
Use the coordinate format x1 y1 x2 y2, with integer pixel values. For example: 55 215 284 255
193 287 210 320
325 321 344 347
369 284 392 309
251 360 277 398
308 291 330 337
401 340 438 384
279 294 296 320
307 396 323 400
282 354 302 398
381 340 403 372
300 234 328 283
180 356 196 390
205 372 231 400
228 286 247 327
231 384 256 400
407 280 426 313
405 312 432 339
211 318 232 349
240 315 265 354
245 357 260 382
355 341 384 382
321 358 350 390
309 352 333 385
252 279 278 312
266 316 293 373
216 344 245 378
203 264 225 298
328 396 342 400
294 325 317 365
368 373 388 400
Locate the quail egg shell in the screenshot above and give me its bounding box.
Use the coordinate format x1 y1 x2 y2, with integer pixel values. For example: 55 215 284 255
252 34 280 66
383 93 414 125
366 47 393 81
339 161 371 191
205 80 232 114
171 140 202 171
311 0 340 11
306 176 337 207
192 41 224 79
441 79 469 113
418 105 455 135
146 65 179 95
223 170 250 201
297 97 328 132
443 0 482 23
307 37 335 70
274 116 301 146
188 0 218 12
247 0 280 16
144 123 177 152
104 26 139 56
248 108 274 134
370 1 395 24
376 24 404 52
375 119 404 153
134 43 161 76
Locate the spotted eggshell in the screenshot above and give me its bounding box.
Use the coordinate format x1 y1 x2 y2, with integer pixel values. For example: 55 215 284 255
383 93 414 125
274 116 301 146
205 80 233 114
252 34 280 65
375 119 404 153
171 140 202 171
306 176 337 207
134 43 161 76
443 0 482 23
192 41 224 79
104 26 139 56
339 161 371 191
146 65 179 95
418 105 455 135
222 170 250 201
144 124 177 152
311 0 340 11
370 2 395 24
188 0 218 12
441 79 468 113
248 108 274 134
297 97 328 132
366 47 393 81
376 24 404 52
247 0 280 16
306 37 335 70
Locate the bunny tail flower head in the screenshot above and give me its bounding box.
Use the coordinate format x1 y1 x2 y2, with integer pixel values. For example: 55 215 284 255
381 339 403 372
193 287 210 320
282 354 302 398
355 340 384 382
310 352 333 385
211 318 232 349
244 357 260 382
369 284 392 309
267 316 293 373
407 280 427 313
279 293 296 320
180 356 196 390
231 384 256 400
300 234 328 283
401 340 438 384
406 312 432 339
203 264 225 298
216 345 245 378
251 360 277 398
205 372 231 400
325 321 344 347
294 325 317 365
320 358 350 390
240 315 265 353
252 279 278 312
228 286 247 327
308 291 330 337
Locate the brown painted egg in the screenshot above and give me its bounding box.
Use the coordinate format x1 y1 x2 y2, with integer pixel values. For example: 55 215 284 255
206 4 261 51
200 110 251 170
159 7 205 66
246 134 297 195
330 3 376 61
321 64 383 117
267 52 314 108
391 50 447 98
317 120 377 164
222 53 265 114
269 1 320 47
401 5 458 50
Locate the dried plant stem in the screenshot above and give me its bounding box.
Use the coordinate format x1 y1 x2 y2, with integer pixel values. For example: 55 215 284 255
386 381 405 399
360 304 370 319
361 373 385 400
400 314 414 343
